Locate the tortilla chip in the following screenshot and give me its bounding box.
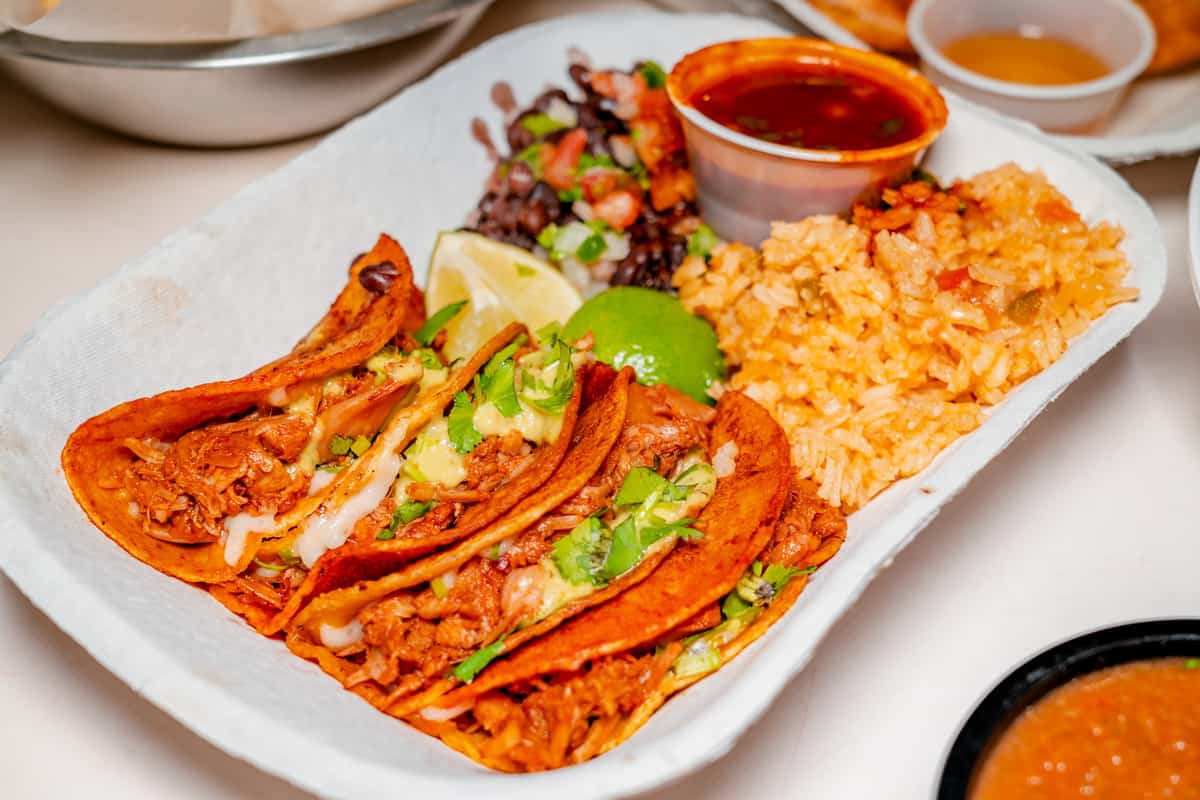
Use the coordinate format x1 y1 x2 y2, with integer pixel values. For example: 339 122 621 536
61 234 418 584
285 366 635 700
430 389 792 710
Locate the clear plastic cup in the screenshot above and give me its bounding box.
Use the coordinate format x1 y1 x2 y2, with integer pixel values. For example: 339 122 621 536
666 38 948 246
908 0 1156 134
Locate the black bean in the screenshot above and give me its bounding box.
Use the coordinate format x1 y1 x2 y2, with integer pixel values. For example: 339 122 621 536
568 63 591 90
667 236 689 269
506 160 535 197
586 128 611 158
506 112 536 151
358 261 399 294
529 181 560 213
518 202 550 236
532 88 570 112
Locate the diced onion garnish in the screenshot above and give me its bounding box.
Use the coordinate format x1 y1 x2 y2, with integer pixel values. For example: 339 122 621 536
713 441 738 478
544 97 578 129
609 134 637 168
431 568 457 598
308 468 337 496
673 638 720 678
418 702 473 722
602 231 630 262
571 200 595 222
318 619 363 649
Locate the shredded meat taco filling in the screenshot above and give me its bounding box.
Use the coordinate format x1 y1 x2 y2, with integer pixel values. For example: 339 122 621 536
427 477 846 773
229 330 587 618
329 382 716 703
119 337 432 551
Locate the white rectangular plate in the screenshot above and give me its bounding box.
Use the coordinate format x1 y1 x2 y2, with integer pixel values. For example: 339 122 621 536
0 10 1166 800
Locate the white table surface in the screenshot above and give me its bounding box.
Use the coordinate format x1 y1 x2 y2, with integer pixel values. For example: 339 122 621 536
3 1 1199 797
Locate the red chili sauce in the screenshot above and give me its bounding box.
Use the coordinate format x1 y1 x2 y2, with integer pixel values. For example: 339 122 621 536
690 64 926 152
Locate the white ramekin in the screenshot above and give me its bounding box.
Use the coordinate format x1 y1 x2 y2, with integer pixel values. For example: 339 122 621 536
908 0 1156 134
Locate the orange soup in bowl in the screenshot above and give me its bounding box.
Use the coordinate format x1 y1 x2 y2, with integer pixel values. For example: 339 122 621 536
970 658 1200 799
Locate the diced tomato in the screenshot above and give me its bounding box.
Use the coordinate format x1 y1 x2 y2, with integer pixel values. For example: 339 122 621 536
591 189 643 231
543 128 588 191
935 267 971 291
580 167 621 203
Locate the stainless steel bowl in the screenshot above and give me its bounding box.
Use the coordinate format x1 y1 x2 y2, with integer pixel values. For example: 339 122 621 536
0 0 489 147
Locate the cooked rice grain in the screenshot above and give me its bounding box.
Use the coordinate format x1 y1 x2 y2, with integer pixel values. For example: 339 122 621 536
675 164 1138 510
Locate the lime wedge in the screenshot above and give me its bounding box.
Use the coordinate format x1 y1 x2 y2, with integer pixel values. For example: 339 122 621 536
426 232 583 360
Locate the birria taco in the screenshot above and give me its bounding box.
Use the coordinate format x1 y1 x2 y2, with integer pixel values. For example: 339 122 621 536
408 395 847 772
62 234 587 633
286 370 758 718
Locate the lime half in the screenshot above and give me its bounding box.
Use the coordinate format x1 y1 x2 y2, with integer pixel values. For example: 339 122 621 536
564 287 727 404
426 231 582 361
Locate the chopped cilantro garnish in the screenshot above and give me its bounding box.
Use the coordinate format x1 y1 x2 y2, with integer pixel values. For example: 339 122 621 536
558 186 583 203
763 563 814 592
453 637 507 683
415 300 467 346
483 357 521 417
431 574 452 598
585 219 611 234
520 112 570 138
377 498 434 540
484 336 526 375
521 337 575 414
577 152 617 172
552 516 610 586
350 434 372 457
598 516 639 580
1186 658 1200 670
721 590 752 620
447 391 483 454
751 560 763 577
672 638 720 678
537 223 561 252
329 434 354 457
576 232 608 264
416 348 443 370
687 223 720 259
536 321 563 344
614 466 689 507
640 518 702 547
479 335 526 418
639 60 667 89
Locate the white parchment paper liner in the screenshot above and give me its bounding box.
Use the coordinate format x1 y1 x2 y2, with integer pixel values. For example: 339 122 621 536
0 10 1166 800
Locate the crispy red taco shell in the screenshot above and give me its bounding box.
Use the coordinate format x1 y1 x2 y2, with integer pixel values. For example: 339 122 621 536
285 366 638 711
433 390 792 709
61 234 419 585
421 473 847 773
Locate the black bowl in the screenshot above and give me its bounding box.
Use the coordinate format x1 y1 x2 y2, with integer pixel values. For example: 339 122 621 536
938 619 1200 799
